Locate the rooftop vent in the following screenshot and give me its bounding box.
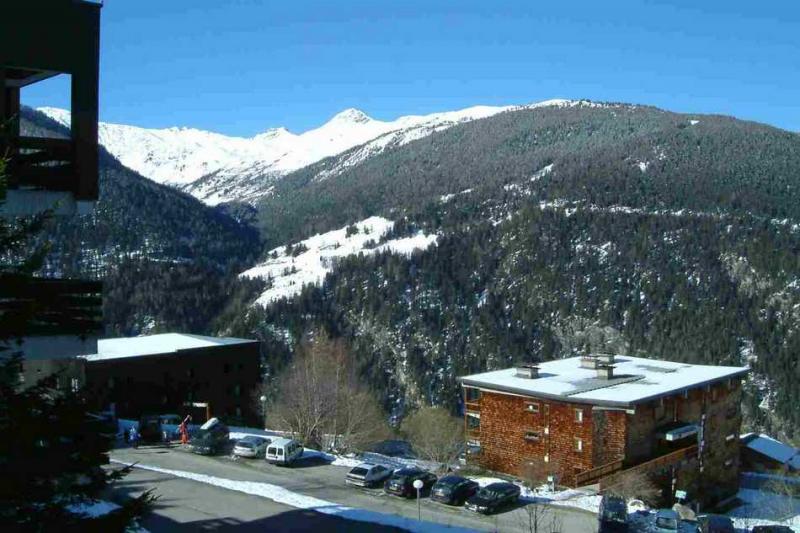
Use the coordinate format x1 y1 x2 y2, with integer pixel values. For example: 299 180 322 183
516 364 540 379
596 364 615 380
580 353 616 369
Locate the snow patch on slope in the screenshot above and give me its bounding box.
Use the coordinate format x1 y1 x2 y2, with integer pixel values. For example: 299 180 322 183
240 216 437 307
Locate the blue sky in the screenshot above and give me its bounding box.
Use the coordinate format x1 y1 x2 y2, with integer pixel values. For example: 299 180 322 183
23 0 800 136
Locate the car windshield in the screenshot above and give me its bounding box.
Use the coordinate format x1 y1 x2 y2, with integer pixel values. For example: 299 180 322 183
438 476 463 487
655 516 678 529
350 467 369 476
237 440 254 448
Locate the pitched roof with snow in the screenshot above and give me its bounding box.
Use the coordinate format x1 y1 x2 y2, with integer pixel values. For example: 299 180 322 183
459 355 748 407
741 433 800 470
82 333 257 362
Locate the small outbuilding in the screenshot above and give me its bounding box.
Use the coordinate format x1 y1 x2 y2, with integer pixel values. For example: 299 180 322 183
740 433 800 474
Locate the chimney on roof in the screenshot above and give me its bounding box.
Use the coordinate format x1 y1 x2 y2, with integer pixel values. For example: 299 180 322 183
516 364 540 379
596 364 615 380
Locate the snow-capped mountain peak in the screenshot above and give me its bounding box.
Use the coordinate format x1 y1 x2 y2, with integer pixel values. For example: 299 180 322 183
328 107 373 124
37 99 586 206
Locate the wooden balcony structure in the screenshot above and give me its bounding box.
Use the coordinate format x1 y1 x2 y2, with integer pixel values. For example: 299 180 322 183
1 0 101 215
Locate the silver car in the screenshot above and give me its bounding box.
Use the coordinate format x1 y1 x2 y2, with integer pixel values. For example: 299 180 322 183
233 436 271 458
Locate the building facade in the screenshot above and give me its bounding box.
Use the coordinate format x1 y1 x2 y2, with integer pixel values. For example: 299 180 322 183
460 354 748 507
82 333 262 425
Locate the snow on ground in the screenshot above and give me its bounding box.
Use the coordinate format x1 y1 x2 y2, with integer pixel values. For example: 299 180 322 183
240 216 437 307
726 487 800 531
112 461 478 533
67 499 150 532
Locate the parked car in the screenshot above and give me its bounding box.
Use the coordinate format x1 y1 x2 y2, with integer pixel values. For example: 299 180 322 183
265 438 303 466
751 526 795 533
384 468 437 498
233 435 271 458
189 417 230 455
430 475 479 505
138 414 182 443
345 463 393 488
598 494 628 532
695 514 734 533
465 482 521 514
653 509 681 533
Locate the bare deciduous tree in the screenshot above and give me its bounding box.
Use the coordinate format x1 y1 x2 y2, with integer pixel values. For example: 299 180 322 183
401 406 464 469
604 469 661 506
266 331 389 451
519 458 563 533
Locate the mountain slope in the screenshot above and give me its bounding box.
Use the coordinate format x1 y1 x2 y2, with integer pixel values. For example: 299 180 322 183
39 103 526 205
227 102 800 442
21 108 262 335
255 102 800 247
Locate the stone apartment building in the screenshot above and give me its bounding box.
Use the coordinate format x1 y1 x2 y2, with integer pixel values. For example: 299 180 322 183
460 354 748 506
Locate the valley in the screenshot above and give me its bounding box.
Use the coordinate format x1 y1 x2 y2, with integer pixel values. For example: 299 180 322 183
28 100 800 445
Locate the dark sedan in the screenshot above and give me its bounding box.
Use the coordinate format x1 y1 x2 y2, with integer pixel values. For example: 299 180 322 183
383 468 437 498
465 482 521 514
430 475 479 505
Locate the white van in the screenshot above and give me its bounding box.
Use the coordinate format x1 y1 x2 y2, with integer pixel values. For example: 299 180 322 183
265 437 303 466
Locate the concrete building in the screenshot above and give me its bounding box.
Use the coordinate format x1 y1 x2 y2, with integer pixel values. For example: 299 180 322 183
459 354 748 507
81 333 262 425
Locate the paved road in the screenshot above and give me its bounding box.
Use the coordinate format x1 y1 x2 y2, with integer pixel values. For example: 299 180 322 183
109 444 599 532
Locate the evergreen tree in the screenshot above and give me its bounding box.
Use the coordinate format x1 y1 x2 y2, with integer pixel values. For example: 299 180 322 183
0 158 154 532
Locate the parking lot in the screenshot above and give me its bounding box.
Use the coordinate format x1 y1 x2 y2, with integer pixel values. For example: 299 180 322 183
108 440 600 532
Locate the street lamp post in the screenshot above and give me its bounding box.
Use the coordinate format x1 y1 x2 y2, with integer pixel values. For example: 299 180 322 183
259 395 267 428
412 479 424 522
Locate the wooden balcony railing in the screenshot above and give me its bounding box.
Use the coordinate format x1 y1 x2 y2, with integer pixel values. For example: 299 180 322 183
575 458 625 486
599 445 699 490
0 274 102 337
4 136 77 193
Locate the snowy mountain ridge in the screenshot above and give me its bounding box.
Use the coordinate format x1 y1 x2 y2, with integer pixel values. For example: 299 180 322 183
38 99 591 205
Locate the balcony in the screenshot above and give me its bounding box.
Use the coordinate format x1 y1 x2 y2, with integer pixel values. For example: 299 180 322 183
0 274 102 359
1 0 101 216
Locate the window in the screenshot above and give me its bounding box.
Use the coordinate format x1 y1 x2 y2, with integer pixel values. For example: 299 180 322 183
467 413 480 430
524 431 541 441
575 438 583 452
544 454 549 463
575 409 584 423
108 377 115 389
235 406 242 417
187 368 194 378
224 363 231 374
70 377 80 393
525 401 540 413
233 384 241 397
465 387 481 402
